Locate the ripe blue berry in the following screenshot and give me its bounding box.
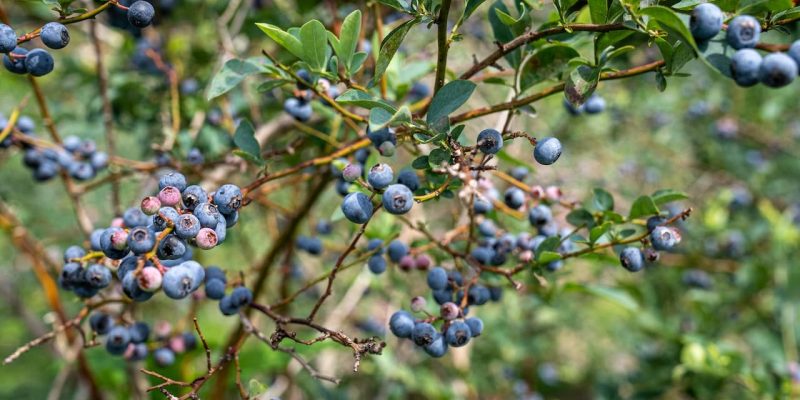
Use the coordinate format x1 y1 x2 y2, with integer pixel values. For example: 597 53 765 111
651 226 681 251
105 326 131 356
427 267 448 291
423 333 448 357
477 220 496 237
205 278 226 300
366 238 384 255
341 192 373 224
213 184 243 214
100 227 129 259
284 97 312 121
510 167 528 181
689 3 723 42
788 40 800 67
473 197 493 214
153 348 176 366
465 317 484 337
127 227 156 254
205 266 227 283
89 313 114 335
730 49 762 87
583 94 605 114
366 126 396 147
85 264 112 288
504 187 525 209
476 129 503 154
445 320 472 347
153 207 179 231
367 254 387 274
296 235 323 255
619 247 645 272
367 163 394 189
128 322 150 343
396 169 420 191
230 286 253 308
468 285 490 305
3 47 28 74
315 220 332 235
563 98 584 115
175 214 201 239
181 185 207 211
682 269 713 289
159 171 187 192
0 24 17 53
40 22 70 49
388 310 415 338
162 266 196 299
223 211 239 228
382 184 413 215
63 245 86 262
758 53 797 88
194 202 221 228
157 235 187 260
25 48 54 77
128 1 155 28
726 15 761 49
411 322 437 346
187 148 204 165
387 240 408 262
471 246 494 265
295 69 312 89
528 205 552 227
533 137 562 165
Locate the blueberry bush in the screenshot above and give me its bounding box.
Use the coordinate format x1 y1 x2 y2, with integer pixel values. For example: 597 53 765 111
0 0 799 398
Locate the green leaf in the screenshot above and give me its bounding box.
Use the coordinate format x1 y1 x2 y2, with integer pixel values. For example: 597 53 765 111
671 0 704 10
592 188 614 211
233 119 260 158
412 156 430 170
639 6 698 52
488 1 521 67
370 18 418 87
629 196 660 219
589 0 608 23
537 251 562 264
428 148 452 167
739 0 793 15
350 52 368 74
567 208 596 228
563 283 639 311
299 20 329 71
256 79 289 92
426 80 477 132
519 45 580 91
330 10 361 74
535 236 561 253
256 23 305 60
463 0 488 20
207 58 267 100
651 189 689 205
376 0 410 11
589 221 612 244
335 89 397 113
564 65 600 106
369 106 411 131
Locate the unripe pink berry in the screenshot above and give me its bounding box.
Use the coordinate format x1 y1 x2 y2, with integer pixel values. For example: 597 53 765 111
519 250 533 262
440 302 460 320
195 228 218 249
110 230 129 251
154 321 172 339
137 266 163 292
158 186 182 207
529 185 545 199
414 254 432 270
110 217 125 228
342 163 362 182
545 186 562 201
169 335 186 353
410 296 427 312
141 196 162 215
398 255 415 271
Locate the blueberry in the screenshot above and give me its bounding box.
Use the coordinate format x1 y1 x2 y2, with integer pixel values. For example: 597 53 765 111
89 313 115 335
230 286 253 308
186 147 204 165
153 207 179 231
583 94 605 114
106 326 131 355
22 149 42 167
157 234 187 260
193 202 221 228
181 185 207 211
213 218 227 245
205 266 227 283
127 0 156 28
396 169 420 191
528 205 552 227
423 333 448 357
509 167 528 181
354 148 370 164
315 220 332 235
69 162 95 181
295 69 312 89
40 22 70 49
336 179 351 197
619 247 645 272
85 264 112 288
408 82 430 102
533 137 562 165
367 254 387 274
471 247 493 265
342 163 363 182
726 15 760 49
445 320 472 347
545 260 564 271
367 163 394 189
651 226 681 251
682 269 713 289
153 348 176 366
465 317 484 337
388 310 415 338
296 235 323 255
162 266 196 299
689 3 723 42
0 24 15 53
284 97 312 121
788 40 800 67
476 129 503 154
563 98 584 115
504 187 525 209
759 53 797 88
25 48 54 77
427 267 448 291
63 245 86 262
175 214 201 239
3 47 29 74
128 322 150 343
477 220 496 238
126 343 148 361
387 240 408 262
341 192 373 224
411 322 437 346
100 228 129 259
33 160 59 181
205 278 226 300
730 49 762 87
468 285 490 305
90 152 109 171
646 215 667 231
182 332 198 350
159 171 187 191
213 184 243 214
122 271 155 302
366 126 396 147
473 197 493 214
182 261 206 291
219 295 239 315
382 184 413 215
137 266 163 292
127 227 156 254
223 211 239 228
367 238 384 255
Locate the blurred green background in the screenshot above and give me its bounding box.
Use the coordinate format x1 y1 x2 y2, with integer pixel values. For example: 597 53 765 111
1 0 799 399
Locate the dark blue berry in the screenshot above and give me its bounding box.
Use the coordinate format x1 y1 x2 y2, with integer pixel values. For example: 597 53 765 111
476 129 503 154
445 320 472 347
759 53 797 88
213 184 243 214
25 48 54 77
89 313 114 335
382 184 413 215
367 255 387 274
388 310 415 338
396 169 420 192
40 22 70 49
427 267 448 291
127 0 156 28
619 247 645 272
690 3 723 41
0 24 15 53
205 278 226 300
3 47 28 74
533 137 562 165
726 15 760 49
341 192 373 224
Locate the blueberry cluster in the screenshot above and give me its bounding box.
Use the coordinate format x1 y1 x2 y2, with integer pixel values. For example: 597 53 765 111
475 128 562 166
60 172 245 307
1 1 153 77
89 314 196 365
200 266 254 316
283 70 341 121
563 93 606 116
389 266 489 357
690 6 800 88
617 215 682 273
339 159 418 223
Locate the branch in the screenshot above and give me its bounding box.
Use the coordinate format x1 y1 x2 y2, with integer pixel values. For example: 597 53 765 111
433 0 453 93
